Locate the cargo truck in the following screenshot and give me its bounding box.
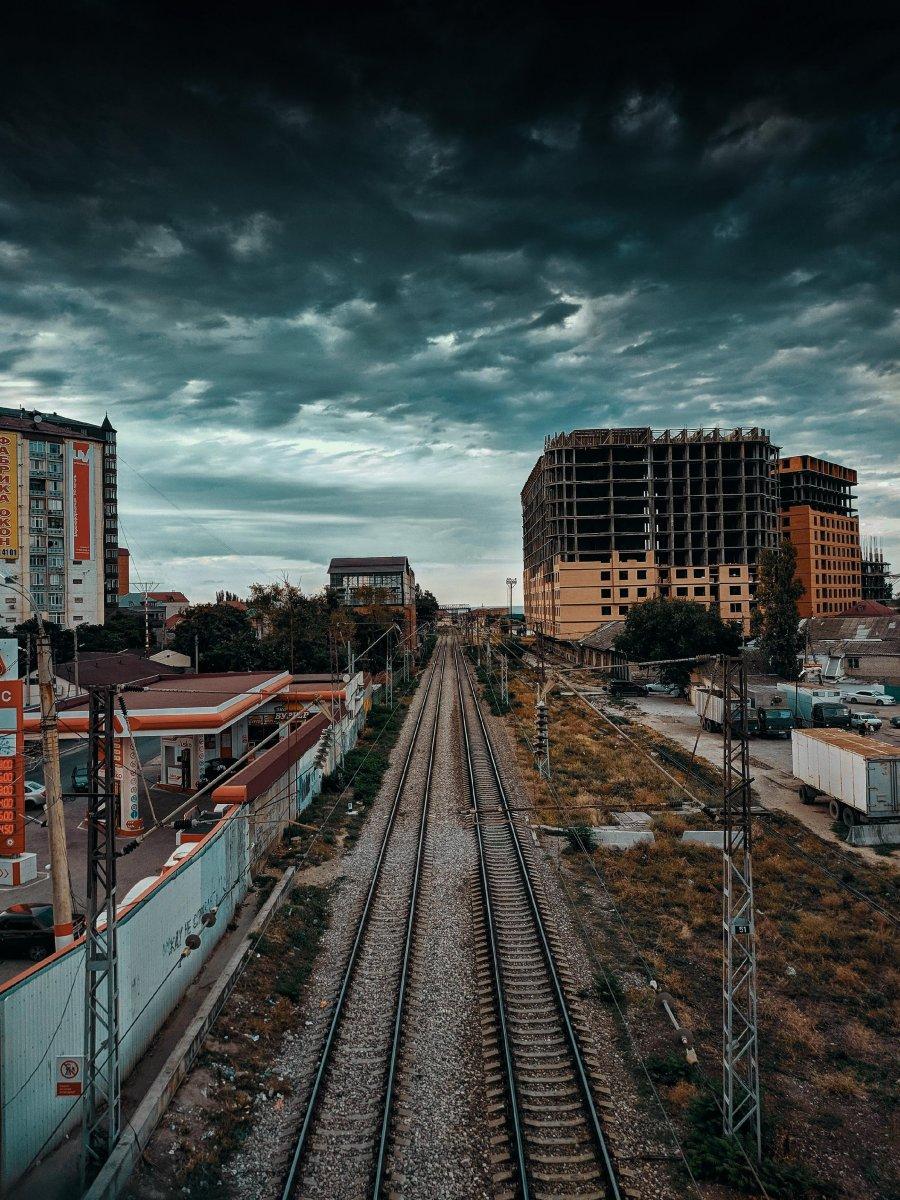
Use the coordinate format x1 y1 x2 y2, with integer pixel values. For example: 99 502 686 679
776 685 851 730
755 703 794 738
692 687 758 736
791 728 900 826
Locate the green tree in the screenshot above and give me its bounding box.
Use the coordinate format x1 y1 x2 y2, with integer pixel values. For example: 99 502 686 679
614 598 742 688
74 609 146 653
414 584 439 627
13 618 73 677
248 581 353 674
170 603 262 672
752 541 804 679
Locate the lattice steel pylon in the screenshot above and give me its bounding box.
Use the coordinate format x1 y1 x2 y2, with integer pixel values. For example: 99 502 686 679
81 686 122 1187
721 656 762 1160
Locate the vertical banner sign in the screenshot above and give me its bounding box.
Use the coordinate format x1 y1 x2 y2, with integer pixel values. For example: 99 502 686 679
70 439 93 561
0 432 19 560
0 680 24 856
114 736 143 833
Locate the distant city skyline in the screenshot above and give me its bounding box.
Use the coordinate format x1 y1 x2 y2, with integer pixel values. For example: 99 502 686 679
1 5 896 605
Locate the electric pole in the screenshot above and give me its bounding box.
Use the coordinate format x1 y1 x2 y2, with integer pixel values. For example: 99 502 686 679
73 623 80 694
194 633 199 674
721 655 762 1159
500 653 509 707
37 628 73 950
81 685 122 1188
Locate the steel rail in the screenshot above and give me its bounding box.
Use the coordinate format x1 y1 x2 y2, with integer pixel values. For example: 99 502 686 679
280 642 446 1200
456 642 623 1200
454 644 530 1197
372 643 446 1193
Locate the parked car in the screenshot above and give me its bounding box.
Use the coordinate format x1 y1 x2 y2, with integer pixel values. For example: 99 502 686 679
845 689 893 706
891 716 900 729
849 711 882 734
645 682 680 696
608 680 648 698
0 904 84 962
201 756 238 786
70 764 90 793
23 780 46 809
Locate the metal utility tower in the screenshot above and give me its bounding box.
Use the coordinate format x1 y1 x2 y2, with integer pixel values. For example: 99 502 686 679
81 686 122 1187
721 656 762 1159
499 653 509 707
505 576 517 616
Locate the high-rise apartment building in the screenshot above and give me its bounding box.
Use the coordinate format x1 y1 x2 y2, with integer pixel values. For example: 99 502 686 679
777 455 861 617
0 408 119 629
521 427 780 638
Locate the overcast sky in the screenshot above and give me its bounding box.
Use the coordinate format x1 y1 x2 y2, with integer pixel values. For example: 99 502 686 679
1 3 897 604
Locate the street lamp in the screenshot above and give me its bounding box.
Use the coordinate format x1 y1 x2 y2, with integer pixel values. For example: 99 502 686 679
1 576 73 949
506 577 517 618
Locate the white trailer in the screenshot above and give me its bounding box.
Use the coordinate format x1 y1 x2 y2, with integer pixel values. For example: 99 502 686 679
791 728 900 825
691 686 757 735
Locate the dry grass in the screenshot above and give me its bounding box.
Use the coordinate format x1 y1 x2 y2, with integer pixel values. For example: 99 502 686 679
495 657 900 1200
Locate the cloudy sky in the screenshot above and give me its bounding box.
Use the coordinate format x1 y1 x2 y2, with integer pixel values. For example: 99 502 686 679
1 2 897 604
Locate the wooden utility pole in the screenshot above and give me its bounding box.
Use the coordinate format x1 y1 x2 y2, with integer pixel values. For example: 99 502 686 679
37 629 74 949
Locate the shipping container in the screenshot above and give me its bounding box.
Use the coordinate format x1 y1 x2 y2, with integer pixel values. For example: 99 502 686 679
791 728 900 825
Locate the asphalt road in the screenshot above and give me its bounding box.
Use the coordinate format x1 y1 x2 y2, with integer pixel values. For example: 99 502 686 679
626 693 899 870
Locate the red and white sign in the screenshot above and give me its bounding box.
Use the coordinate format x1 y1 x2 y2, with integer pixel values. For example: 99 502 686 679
70 440 93 561
55 1055 84 1097
0 681 24 856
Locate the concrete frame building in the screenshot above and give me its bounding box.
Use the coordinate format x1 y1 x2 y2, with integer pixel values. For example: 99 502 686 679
860 538 893 604
521 427 780 639
777 455 862 617
0 407 119 630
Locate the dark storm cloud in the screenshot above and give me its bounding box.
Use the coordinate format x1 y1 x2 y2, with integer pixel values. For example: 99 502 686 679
0 2 898 599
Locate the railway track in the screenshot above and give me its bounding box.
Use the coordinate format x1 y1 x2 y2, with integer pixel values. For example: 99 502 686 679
279 637 628 1199
456 644 625 1200
280 641 447 1199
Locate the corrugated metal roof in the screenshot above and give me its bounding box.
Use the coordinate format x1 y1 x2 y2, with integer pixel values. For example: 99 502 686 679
578 620 627 651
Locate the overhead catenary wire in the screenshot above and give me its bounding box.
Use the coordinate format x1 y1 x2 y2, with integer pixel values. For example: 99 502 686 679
468 637 777 1198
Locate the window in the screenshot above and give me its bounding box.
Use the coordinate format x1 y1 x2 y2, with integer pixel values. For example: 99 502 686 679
48 499 63 512
730 602 742 613
600 588 611 599
636 570 647 580
600 605 612 616
618 605 629 615
32 592 46 606
618 571 628 580
675 569 687 579
636 587 647 597
619 588 628 598
729 585 742 596
48 443 62 457
74 596 83 604
676 586 688 596
73 615 83 622
30 517 45 531
847 656 860 669
48 593 64 608
29 441 46 455
600 571 610 581
49 573 63 585
72 577 82 584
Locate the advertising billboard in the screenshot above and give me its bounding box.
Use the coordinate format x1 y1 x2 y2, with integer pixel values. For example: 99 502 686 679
69 440 93 561
0 681 24 856
0 433 19 561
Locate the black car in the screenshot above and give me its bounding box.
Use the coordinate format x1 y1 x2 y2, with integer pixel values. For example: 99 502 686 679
891 715 900 730
201 756 238 786
608 680 648 698
0 904 85 962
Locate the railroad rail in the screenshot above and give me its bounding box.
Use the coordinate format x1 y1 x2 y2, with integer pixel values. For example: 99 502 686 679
280 642 447 1199
456 642 624 1200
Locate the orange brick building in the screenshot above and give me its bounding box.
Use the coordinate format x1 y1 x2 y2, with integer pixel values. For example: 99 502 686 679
777 455 862 617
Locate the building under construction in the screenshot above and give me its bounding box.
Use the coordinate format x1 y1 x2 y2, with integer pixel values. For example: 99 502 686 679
777 454 862 617
521 427 780 639
861 537 893 604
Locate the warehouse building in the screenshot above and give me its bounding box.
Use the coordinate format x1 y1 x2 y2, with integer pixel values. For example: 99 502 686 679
328 555 417 644
0 407 119 628
777 454 862 617
521 427 780 639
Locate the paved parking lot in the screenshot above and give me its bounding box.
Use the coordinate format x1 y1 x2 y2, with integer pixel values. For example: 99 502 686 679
625 693 899 870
